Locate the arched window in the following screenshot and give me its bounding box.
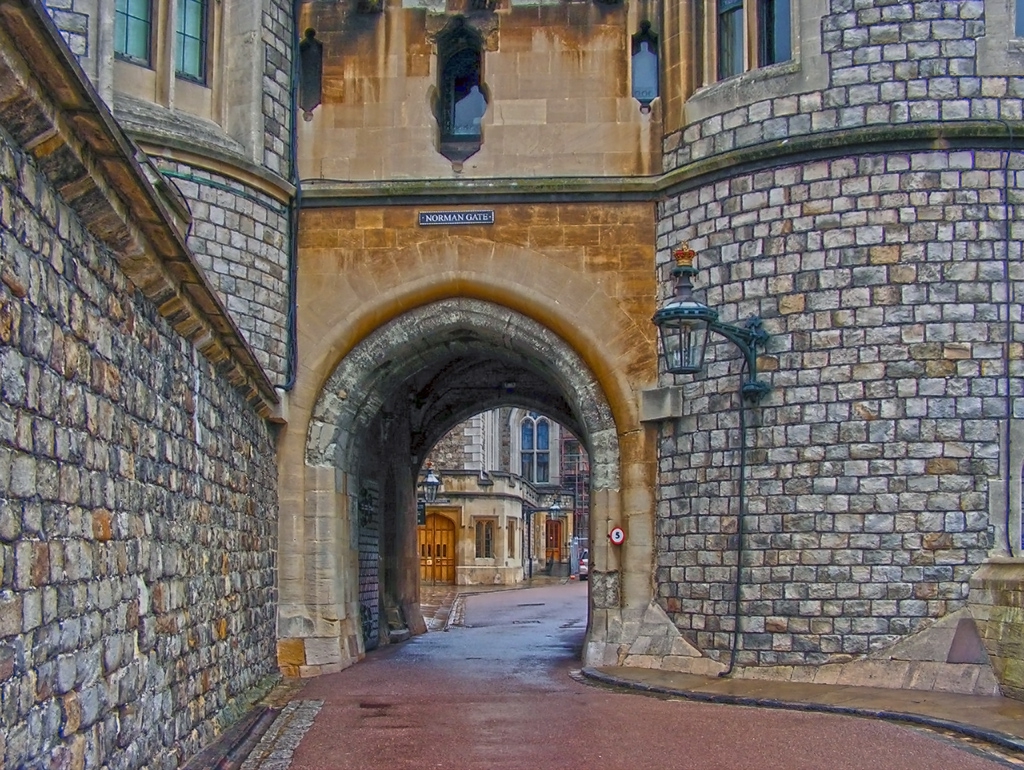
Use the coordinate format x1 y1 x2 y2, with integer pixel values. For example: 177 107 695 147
436 17 488 163
520 414 550 483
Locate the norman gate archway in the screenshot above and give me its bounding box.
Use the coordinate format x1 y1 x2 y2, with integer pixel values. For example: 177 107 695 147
274 228 712 675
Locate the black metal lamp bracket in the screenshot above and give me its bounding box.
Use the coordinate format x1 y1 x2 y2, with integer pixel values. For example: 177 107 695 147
707 316 770 403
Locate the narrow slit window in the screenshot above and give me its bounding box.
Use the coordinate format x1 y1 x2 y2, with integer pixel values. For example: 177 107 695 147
631 21 659 113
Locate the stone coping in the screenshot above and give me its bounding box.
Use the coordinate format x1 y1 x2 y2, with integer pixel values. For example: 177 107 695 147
299 120 1023 206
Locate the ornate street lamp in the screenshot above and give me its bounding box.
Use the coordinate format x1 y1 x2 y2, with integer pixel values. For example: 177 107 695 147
423 465 441 503
652 244 771 402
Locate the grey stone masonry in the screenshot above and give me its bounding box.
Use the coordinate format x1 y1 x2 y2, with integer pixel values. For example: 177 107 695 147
263 0 294 177
664 0 1019 171
39 0 88 57
0 126 279 767
656 148 1024 667
164 163 291 384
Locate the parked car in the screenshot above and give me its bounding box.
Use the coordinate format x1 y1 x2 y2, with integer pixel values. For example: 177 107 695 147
578 549 589 580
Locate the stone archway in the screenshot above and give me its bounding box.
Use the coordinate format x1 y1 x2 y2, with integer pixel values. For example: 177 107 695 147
281 297 622 674
275 231 712 676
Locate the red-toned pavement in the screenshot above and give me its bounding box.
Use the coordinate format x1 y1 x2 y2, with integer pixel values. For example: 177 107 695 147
252 583 1016 770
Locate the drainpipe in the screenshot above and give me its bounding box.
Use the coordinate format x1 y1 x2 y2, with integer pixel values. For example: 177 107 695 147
995 120 1017 557
281 0 303 392
718 382 750 678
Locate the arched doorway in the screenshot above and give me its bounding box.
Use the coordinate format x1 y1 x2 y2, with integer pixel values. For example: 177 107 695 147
420 513 456 584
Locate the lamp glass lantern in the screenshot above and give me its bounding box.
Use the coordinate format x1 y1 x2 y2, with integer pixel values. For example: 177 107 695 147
423 466 441 503
548 499 562 518
652 247 718 375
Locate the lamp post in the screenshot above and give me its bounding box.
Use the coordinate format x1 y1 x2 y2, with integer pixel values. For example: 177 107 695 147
652 243 771 677
523 498 564 581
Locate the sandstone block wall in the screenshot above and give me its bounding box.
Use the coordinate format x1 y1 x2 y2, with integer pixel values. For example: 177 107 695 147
970 560 1024 700
0 131 279 768
656 147 1021 666
298 4 661 180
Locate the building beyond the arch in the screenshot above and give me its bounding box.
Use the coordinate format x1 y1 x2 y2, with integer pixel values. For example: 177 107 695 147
2 0 1024 765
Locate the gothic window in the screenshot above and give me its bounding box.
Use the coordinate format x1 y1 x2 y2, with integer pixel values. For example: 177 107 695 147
175 0 208 82
115 0 152 64
520 414 550 484
436 18 488 164
475 520 495 558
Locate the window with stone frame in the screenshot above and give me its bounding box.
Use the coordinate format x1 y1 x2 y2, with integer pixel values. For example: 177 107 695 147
113 0 220 119
691 0 792 87
175 0 209 82
435 17 489 164
475 519 495 558
507 519 517 559
114 0 211 82
520 414 550 484
115 0 153 64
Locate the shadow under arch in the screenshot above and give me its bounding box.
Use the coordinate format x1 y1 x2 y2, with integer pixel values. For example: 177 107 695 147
288 297 620 664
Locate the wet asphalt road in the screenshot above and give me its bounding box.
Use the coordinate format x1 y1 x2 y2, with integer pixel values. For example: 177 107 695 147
289 582 1008 770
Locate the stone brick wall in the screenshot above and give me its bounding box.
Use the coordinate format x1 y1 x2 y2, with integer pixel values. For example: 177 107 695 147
40 0 88 57
357 487 380 651
164 164 291 383
263 0 294 177
430 421 475 469
0 130 279 767
656 148 1022 666
664 0 1021 170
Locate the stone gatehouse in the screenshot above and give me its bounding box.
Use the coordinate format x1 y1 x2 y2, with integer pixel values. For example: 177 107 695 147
1 0 1023 765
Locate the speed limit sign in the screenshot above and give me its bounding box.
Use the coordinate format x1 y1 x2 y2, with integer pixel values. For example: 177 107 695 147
609 527 625 545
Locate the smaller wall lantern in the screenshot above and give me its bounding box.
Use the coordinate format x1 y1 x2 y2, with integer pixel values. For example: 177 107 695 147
423 464 442 503
631 21 659 113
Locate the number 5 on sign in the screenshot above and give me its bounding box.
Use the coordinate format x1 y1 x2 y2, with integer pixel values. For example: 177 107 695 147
609 527 625 545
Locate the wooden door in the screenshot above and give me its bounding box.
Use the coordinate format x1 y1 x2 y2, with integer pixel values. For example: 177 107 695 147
545 519 563 564
419 514 456 584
